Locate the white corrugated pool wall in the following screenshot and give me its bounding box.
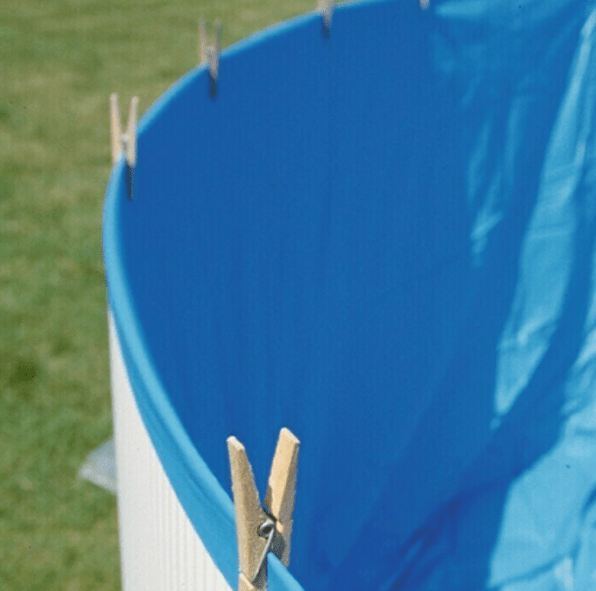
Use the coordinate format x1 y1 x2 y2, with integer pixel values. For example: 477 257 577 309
108 310 233 591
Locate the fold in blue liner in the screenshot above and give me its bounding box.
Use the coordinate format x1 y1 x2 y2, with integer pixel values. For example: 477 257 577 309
103 1 596 589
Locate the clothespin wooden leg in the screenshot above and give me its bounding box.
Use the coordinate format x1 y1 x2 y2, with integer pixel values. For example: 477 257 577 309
264 428 300 566
227 428 300 591
199 19 222 98
317 0 334 36
110 93 139 200
110 93 123 165
228 437 270 591
124 96 138 200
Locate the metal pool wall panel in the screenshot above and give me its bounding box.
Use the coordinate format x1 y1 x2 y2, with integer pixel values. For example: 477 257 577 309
108 312 232 591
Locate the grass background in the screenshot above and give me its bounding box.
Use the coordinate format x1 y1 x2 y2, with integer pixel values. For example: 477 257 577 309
0 0 321 589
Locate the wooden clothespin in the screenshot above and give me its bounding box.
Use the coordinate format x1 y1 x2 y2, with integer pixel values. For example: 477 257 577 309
317 0 334 36
199 19 222 97
420 0 430 10
227 428 300 591
110 93 139 200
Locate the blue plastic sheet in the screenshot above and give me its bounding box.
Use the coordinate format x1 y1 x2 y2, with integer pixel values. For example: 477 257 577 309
103 1 596 589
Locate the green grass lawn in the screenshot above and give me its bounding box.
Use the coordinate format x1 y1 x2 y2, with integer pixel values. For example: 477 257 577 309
0 0 320 589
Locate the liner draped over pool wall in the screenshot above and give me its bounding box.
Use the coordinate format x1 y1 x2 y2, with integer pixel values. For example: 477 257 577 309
103 0 596 589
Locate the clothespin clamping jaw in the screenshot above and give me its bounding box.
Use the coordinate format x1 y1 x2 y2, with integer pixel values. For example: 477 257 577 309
110 93 139 200
317 0 334 36
199 20 222 98
227 428 300 591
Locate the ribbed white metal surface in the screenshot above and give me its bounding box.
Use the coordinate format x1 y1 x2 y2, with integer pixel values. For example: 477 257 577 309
108 311 233 591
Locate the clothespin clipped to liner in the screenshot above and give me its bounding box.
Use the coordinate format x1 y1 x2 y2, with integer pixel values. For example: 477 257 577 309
110 93 139 200
318 0 334 36
199 19 222 98
227 428 300 591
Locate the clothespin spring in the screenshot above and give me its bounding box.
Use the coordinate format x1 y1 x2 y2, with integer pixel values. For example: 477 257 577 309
250 517 277 584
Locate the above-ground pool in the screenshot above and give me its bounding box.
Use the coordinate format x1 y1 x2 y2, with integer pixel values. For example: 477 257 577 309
103 1 596 590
